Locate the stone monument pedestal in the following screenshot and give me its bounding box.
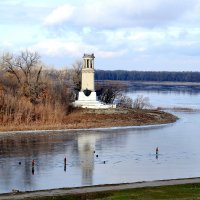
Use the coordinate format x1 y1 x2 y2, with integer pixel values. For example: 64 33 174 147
73 92 116 109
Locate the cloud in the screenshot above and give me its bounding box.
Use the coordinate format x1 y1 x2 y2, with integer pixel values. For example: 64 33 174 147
96 50 126 58
43 0 199 29
44 4 74 26
0 1 53 25
1 0 200 71
40 0 200 68
29 23 200 61
31 40 81 56
1 41 14 48
30 36 127 60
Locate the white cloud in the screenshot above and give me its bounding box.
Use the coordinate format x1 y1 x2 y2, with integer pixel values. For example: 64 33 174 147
43 0 199 29
30 35 127 60
38 0 200 64
44 4 74 26
96 50 127 58
2 41 13 48
1 0 200 71
31 40 81 56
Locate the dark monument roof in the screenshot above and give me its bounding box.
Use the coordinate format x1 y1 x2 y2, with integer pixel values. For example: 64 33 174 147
83 53 95 58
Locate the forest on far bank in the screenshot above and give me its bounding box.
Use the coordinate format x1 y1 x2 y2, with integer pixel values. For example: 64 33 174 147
95 70 200 82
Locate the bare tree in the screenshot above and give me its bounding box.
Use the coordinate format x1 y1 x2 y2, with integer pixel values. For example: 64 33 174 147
115 94 151 109
47 69 74 112
69 59 82 99
0 50 44 104
117 94 133 108
100 87 120 104
133 95 151 109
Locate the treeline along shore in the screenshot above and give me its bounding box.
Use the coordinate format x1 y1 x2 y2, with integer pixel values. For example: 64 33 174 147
95 70 200 82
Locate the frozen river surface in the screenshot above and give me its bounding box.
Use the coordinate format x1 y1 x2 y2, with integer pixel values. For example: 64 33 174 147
0 91 200 193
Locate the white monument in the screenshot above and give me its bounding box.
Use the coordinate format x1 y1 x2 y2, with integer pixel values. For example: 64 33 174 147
73 53 116 109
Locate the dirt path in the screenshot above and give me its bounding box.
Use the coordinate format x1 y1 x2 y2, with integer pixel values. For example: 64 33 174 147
1 178 200 200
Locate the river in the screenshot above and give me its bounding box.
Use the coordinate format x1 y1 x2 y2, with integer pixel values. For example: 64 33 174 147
0 90 200 194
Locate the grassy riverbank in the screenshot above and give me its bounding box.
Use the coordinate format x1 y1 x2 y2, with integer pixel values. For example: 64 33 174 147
3 183 200 200
0 108 177 132
35 184 200 200
84 184 200 200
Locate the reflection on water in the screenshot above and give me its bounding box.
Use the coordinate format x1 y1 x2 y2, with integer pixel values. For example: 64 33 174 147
0 91 200 194
0 129 131 193
78 135 95 185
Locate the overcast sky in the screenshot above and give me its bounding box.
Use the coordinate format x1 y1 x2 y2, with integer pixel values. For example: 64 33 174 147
1 0 200 71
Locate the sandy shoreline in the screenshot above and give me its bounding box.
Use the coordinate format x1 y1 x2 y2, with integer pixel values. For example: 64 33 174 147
1 178 200 200
0 122 173 136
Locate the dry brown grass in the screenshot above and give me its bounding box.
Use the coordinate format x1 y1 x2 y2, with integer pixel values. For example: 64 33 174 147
0 94 65 124
0 108 177 132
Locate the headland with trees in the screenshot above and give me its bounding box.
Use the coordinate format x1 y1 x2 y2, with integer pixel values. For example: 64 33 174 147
0 50 177 132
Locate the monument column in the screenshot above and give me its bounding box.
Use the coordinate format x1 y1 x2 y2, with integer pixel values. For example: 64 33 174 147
73 53 115 108
81 54 95 92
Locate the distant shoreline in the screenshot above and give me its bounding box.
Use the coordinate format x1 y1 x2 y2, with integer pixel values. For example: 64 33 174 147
97 80 200 86
96 80 200 94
